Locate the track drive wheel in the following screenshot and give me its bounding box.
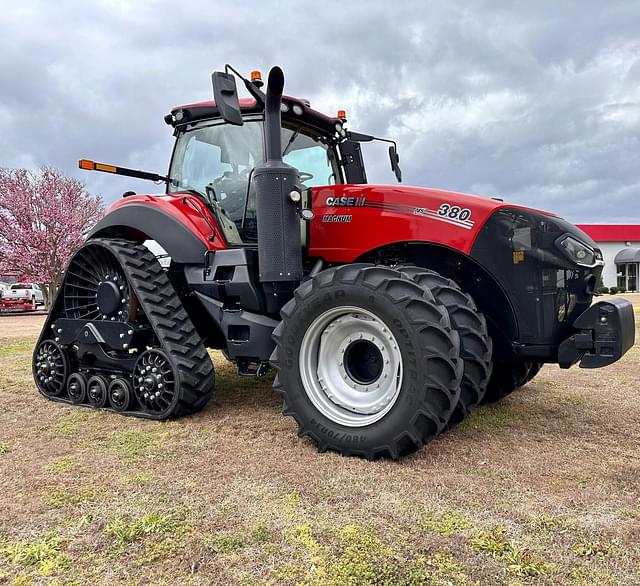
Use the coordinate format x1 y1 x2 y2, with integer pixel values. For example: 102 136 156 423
397 266 493 426
271 264 463 460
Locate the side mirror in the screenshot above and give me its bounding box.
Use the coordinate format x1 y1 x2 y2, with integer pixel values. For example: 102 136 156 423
389 145 402 183
212 71 243 126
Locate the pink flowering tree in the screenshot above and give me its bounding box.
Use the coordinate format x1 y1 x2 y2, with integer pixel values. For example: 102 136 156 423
0 167 104 307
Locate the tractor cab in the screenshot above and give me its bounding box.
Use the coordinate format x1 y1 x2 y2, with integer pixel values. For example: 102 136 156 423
165 98 345 243
163 66 401 244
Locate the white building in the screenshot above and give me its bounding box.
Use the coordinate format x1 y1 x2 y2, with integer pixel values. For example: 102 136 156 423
577 225 640 291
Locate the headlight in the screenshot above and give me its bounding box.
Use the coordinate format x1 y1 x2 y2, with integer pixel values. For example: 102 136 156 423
557 235 600 267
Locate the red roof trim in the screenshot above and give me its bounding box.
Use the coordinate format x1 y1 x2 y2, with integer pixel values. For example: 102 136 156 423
577 224 640 242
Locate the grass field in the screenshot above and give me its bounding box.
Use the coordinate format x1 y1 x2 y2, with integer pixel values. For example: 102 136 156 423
0 296 639 585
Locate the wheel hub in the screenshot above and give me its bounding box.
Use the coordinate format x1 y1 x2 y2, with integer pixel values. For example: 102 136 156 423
343 339 384 384
96 280 122 315
299 306 403 427
63 243 131 322
143 375 157 391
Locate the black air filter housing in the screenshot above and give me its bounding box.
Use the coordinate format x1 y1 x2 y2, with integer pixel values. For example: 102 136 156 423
254 161 303 283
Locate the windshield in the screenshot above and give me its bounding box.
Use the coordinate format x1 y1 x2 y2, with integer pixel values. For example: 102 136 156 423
168 118 338 242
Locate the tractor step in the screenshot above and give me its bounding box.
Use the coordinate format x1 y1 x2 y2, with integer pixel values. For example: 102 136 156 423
237 359 270 377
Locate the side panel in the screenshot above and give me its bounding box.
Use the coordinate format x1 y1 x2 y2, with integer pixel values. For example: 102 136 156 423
88 194 227 263
308 184 509 262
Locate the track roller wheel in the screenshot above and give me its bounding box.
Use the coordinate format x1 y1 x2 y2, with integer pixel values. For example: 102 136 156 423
272 263 463 460
397 266 493 426
133 349 178 418
67 373 87 404
33 340 69 398
108 378 133 412
87 375 108 408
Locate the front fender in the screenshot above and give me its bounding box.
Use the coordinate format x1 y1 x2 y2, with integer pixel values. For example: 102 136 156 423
88 195 225 264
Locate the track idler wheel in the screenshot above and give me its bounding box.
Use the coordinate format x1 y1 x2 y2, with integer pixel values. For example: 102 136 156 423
87 375 109 408
67 373 88 404
133 349 178 418
108 378 132 412
33 340 69 398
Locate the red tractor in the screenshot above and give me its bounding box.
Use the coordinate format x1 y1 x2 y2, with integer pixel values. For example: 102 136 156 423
33 66 635 459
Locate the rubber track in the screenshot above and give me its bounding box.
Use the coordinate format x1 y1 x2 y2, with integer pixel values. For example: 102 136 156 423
271 263 463 459
397 266 493 423
36 238 214 418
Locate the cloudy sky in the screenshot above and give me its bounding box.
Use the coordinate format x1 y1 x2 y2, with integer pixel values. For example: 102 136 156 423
1 0 639 223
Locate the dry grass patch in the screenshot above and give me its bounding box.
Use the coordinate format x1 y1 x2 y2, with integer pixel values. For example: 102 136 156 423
0 337 34 357
0 314 639 585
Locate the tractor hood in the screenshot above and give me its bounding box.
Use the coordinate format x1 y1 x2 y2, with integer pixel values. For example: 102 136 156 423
309 183 574 262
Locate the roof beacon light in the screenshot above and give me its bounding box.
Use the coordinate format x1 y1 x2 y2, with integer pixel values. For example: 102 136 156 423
337 109 347 121
251 70 264 88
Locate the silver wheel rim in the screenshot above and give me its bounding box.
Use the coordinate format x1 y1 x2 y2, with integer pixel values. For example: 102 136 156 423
299 306 403 427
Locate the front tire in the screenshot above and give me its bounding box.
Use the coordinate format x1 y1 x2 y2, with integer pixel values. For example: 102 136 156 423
271 264 463 460
397 266 493 426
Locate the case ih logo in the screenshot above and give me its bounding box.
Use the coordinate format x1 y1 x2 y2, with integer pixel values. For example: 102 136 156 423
325 196 367 207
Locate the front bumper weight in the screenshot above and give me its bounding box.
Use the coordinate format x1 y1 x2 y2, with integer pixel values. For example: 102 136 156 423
558 297 635 369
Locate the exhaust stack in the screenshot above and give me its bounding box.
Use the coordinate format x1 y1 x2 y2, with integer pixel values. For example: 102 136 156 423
253 67 303 309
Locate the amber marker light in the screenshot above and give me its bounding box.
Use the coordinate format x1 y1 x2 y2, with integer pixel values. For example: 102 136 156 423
337 109 347 120
95 163 117 173
78 159 96 171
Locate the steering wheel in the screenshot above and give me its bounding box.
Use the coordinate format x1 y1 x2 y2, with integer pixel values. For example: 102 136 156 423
298 172 314 183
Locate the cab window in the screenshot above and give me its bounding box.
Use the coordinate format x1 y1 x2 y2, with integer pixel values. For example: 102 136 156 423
282 126 338 187
169 119 340 243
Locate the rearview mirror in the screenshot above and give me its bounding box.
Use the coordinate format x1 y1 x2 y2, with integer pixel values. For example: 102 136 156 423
212 71 243 126
389 145 402 183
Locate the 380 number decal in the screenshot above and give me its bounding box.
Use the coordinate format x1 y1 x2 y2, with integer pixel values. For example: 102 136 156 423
437 203 472 222
413 203 475 229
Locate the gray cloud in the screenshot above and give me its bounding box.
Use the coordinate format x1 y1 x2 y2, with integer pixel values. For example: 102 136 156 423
1 0 639 222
